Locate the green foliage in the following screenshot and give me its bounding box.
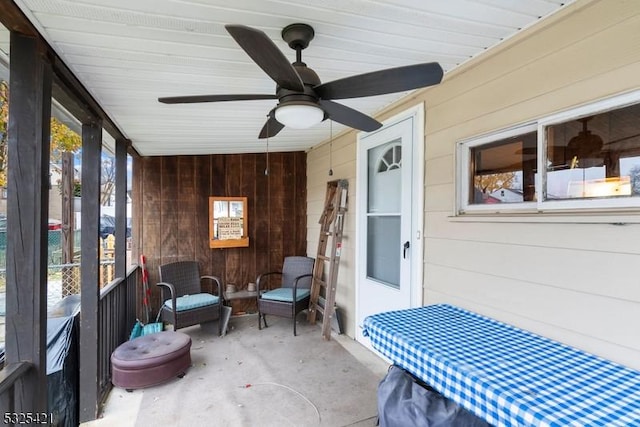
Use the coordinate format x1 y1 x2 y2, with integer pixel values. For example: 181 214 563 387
73 179 82 197
50 117 82 162
58 178 82 197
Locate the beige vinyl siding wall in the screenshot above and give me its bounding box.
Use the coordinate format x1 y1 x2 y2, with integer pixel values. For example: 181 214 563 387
424 0 640 370
307 0 640 369
306 131 358 336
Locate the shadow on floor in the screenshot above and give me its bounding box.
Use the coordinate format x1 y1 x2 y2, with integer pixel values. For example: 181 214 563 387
85 314 388 427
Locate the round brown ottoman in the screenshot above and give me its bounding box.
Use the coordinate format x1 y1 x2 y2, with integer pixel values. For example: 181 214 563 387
111 331 191 390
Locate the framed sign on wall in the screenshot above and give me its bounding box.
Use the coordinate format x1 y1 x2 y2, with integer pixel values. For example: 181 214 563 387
209 196 249 248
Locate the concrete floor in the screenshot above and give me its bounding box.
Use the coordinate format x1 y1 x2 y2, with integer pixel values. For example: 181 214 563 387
82 314 389 427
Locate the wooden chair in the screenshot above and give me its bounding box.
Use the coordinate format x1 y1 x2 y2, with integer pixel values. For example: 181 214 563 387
157 261 223 334
257 256 314 336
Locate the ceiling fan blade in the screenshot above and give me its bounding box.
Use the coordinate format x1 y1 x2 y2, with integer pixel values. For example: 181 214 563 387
158 94 277 104
258 114 285 139
319 100 382 132
225 24 304 92
315 62 443 100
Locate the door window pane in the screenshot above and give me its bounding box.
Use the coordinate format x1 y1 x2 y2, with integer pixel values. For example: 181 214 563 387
367 216 400 288
366 140 403 289
368 140 402 213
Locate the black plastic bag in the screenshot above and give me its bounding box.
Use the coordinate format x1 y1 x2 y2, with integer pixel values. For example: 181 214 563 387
47 295 81 427
377 365 490 427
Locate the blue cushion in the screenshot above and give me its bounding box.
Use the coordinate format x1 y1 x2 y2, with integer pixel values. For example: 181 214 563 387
261 288 310 303
164 293 219 311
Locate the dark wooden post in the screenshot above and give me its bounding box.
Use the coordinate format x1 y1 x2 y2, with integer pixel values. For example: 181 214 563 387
79 120 102 422
5 31 51 415
114 138 130 351
115 138 128 279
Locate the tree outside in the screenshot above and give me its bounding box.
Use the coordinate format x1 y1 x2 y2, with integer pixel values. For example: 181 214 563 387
50 116 82 161
474 172 517 195
101 157 116 205
0 79 82 188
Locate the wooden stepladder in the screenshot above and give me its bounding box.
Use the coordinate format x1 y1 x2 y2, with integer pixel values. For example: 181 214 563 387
308 179 348 340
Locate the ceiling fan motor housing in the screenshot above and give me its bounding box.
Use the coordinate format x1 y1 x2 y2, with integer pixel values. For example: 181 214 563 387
282 23 315 50
276 63 322 106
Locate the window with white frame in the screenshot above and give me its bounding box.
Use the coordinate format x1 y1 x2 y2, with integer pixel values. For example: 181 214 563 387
458 124 538 212
458 91 640 214
542 100 640 208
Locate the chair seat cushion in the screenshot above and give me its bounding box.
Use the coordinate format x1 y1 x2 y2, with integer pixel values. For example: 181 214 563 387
164 293 219 311
261 288 310 303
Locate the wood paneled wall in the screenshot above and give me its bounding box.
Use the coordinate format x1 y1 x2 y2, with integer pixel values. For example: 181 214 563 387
132 152 307 314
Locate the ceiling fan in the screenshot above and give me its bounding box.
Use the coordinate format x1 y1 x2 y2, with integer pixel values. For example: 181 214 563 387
158 23 443 138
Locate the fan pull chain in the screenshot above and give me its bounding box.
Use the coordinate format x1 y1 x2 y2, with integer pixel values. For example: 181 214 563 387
265 119 270 176
328 120 334 176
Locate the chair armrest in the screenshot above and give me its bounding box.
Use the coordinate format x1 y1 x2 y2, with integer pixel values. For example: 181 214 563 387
156 282 178 326
201 275 223 299
292 273 313 299
256 271 282 293
156 281 177 309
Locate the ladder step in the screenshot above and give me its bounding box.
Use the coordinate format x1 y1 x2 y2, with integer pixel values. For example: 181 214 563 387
317 254 330 262
313 278 327 288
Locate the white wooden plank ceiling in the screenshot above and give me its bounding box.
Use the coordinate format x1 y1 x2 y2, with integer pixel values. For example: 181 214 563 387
10 0 571 156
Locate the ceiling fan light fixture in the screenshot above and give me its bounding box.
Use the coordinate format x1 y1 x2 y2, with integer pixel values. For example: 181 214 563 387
275 102 324 129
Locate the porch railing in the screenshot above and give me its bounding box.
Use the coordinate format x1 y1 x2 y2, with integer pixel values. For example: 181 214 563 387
97 265 139 402
0 361 33 416
0 264 139 413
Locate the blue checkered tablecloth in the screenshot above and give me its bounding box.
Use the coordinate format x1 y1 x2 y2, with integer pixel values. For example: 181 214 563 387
363 304 640 427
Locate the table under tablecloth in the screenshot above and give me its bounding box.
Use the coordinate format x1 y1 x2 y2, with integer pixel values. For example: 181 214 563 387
363 304 640 426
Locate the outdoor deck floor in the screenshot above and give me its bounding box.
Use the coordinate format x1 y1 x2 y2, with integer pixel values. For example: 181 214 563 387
83 314 388 427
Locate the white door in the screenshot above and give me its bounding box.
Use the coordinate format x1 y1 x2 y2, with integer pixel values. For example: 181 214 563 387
356 106 424 347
